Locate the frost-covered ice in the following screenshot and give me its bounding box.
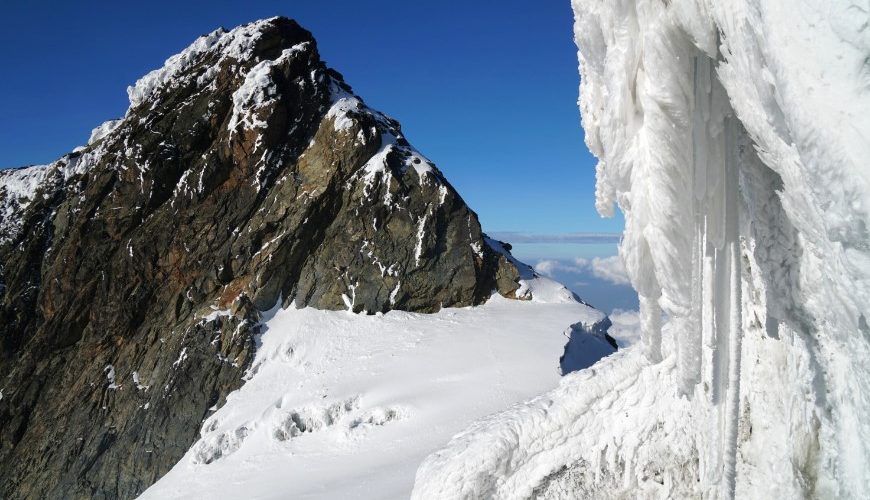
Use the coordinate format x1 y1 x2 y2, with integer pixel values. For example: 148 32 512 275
413 1 870 498
139 277 610 500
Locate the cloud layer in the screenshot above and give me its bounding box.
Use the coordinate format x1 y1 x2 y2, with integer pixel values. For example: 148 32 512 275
489 232 621 244
535 255 630 286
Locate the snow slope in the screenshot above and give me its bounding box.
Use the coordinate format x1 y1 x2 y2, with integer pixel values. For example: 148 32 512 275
413 1 870 498
139 277 611 500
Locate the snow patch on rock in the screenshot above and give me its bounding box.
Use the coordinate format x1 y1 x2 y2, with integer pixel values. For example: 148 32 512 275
0 164 50 245
88 119 123 145
227 42 310 133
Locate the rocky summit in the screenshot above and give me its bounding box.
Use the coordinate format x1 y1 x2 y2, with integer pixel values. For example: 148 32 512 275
0 17 529 499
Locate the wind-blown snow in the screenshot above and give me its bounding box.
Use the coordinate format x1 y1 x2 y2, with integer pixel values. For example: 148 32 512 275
412 1 870 498
139 277 609 500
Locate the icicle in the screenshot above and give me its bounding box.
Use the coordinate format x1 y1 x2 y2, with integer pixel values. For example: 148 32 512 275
680 55 713 395
692 56 709 200
701 236 716 397
680 208 704 394
640 295 663 363
720 114 743 500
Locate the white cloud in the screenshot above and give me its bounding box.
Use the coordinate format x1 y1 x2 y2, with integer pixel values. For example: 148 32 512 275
536 255 629 286
606 309 641 348
534 259 586 278
588 255 630 285
533 259 559 277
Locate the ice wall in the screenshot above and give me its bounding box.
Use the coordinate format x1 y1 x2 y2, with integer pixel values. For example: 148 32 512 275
413 1 870 498
578 0 870 496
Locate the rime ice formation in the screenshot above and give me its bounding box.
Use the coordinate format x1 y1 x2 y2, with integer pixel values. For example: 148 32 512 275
413 1 870 498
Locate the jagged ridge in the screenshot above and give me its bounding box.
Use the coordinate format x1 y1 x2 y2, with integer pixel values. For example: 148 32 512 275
0 17 527 499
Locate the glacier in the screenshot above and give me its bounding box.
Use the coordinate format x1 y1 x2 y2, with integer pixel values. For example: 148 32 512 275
137 277 613 499
412 1 870 498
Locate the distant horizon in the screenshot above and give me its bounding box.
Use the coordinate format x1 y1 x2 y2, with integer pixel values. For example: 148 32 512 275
488 231 621 243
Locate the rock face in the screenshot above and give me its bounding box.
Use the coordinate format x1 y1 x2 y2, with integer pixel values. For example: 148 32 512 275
0 17 525 499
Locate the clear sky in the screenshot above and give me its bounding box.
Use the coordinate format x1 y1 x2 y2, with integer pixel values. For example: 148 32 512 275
0 0 623 235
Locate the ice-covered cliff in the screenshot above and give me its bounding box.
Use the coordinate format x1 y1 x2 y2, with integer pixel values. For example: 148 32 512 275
413 1 870 498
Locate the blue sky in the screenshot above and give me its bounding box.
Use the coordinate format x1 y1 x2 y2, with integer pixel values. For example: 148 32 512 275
0 0 623 235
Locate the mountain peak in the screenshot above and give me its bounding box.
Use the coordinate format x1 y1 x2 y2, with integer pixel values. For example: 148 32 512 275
127 17 314 111
0 16 531 499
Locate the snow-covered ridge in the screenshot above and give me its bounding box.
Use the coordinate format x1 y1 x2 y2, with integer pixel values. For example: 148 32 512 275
413 1 870 498
4 17 443 230
127 17 285 110
127 28 225 109
325 76 446 206
2 18 259 215
88 119 123 145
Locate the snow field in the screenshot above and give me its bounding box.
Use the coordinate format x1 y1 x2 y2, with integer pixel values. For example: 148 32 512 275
140 277 611 499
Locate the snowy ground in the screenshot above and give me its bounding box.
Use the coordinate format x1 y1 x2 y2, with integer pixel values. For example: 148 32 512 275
139 277 615 499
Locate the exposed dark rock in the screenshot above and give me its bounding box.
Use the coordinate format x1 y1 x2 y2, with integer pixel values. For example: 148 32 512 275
0 17 525 499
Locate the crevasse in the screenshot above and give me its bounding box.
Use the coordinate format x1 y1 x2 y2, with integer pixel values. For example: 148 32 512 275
411 1 870 498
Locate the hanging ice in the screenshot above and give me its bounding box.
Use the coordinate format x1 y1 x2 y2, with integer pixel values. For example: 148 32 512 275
412 1 870 498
